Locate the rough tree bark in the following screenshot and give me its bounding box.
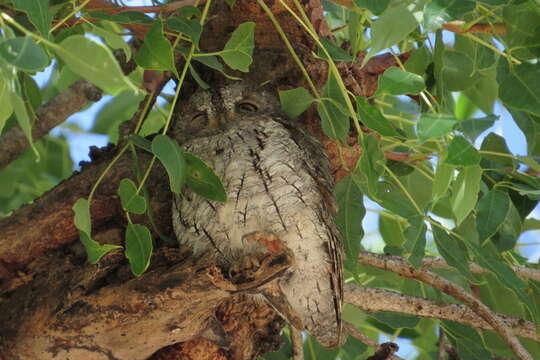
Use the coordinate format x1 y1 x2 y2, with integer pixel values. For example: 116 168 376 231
0 1 413 359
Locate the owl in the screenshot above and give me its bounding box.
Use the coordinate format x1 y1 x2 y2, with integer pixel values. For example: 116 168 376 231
171 82 343 348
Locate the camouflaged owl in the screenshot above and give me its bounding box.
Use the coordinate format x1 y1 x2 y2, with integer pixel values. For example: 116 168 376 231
171 82 343 347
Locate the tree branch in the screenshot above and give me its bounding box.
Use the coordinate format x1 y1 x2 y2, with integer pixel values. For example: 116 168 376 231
344 284 539 342
0 80 102 170
421 257 540 283
344 322 404 360
357 252 534 360
291 326 304 360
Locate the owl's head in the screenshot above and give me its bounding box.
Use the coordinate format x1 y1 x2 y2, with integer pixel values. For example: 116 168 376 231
173 82 281 142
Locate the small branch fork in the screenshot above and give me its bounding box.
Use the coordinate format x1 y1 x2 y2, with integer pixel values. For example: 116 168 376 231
357 252 535 360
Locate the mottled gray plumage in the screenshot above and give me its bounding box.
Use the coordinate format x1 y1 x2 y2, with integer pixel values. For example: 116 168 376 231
171 82 343 347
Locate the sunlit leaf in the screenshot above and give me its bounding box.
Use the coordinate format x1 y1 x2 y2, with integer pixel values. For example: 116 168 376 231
279 87 314 118
417 113 457 141
376 67 425 96
220 22 255 72
497 61 540 117
54 35 138 95
444 136 480 166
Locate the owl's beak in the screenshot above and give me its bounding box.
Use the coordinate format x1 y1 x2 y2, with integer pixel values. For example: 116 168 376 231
216 111 236 128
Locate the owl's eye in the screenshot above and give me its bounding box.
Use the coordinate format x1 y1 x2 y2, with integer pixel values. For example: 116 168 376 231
236 101 259 113
191 111 208 125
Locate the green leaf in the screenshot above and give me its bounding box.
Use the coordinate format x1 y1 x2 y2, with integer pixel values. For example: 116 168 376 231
118 178 147 214
355 97 399 137
364 3 418 65
454 93 477 121
0 74 13 133
90 23 132 60
73 198 92 235
423 0 476 32
353 134 385 200
12 0 51 36
376 67 425 96
134 21 177 76
497 60 540 117
432 223 476 283
0 37 48 72
166 17 202 47
184 152 227 202
463 67 498 115
458 115 497 142
125 224 153 276
279 87 314 118
491 200 521 251
318 72 350 143
444 136 480 166
319 38 354 61
79 231 121 264
379 215 406 248
432 162 454 203
73 198 121 264
151 135 187 194
220 22 255 72
10 93 38 159
404 46 432 76
480 133 517 169
404 215 426 268
450 165 482 225
129 135 153 153
352 0 390 15
466 241 536 322
504 3 540 60
442 322 493 359
335 176 365 261
441 50 475 91
476 190 510 244
417 113 458 141
54 35 138 95
88 11 154 25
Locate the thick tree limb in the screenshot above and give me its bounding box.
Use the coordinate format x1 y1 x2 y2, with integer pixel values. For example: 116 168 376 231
344 284 539 342
0 80 102 170
0 247 289 359
344 322 403 360
357 252 534 360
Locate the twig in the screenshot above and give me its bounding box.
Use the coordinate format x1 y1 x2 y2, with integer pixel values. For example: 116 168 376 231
344 322 404 360
422 257 540 283
343 284 539 342
0 80 102 170
291 326 304 360
442 21 506 35
357 252 533 360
